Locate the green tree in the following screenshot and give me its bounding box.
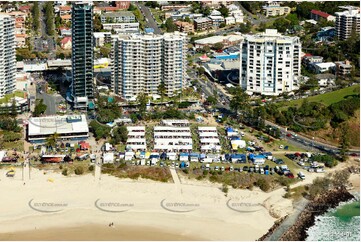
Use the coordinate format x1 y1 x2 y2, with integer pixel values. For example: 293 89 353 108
33 99 47 117
206 95 217 106
239 21 251 34
137 93 148 115
99 46 110 57
165 18 177 32
339 123 350 161
184 16 191 23
219 5 229 17
213 42 224 51
94 14 103 32
111 126 128 145
230 87 250 121
128 4 136 11
32 2 40 33
158 82 166 102
44 2 55 36
272 18 289 33
46 132 59 147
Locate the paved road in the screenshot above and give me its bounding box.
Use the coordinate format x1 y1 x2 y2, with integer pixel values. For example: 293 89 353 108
265 120 360 154
136 3 162 34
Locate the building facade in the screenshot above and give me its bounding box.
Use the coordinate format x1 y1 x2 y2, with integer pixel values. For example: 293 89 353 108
0 14 16 98
335 6 360 40
239 29 301 96
194 17 212 31
111 32 187 99
71 2 94 106
262 2 290 17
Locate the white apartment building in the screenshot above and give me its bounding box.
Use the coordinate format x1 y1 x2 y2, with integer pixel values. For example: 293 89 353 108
262 1 290 17
0 14 16 98
335 6 360 40
239 29 301 96
153 126 192 151
111 32 187 100
126 126 146 151
198 127 221 152
103 22 140 34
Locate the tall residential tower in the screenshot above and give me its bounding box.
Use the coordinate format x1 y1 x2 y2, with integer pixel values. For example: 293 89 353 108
335 6 360 40
239 29 301 96
111 32 187 99
71 2 94 107
0 14 16 98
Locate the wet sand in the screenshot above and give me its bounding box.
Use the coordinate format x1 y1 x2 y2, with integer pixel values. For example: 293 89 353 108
0 224 203 241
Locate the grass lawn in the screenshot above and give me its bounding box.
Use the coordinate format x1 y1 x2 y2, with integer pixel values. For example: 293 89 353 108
271 139 307 152
150 9 163 24
280 85 360 110
2 140 24 151
0 91 26 104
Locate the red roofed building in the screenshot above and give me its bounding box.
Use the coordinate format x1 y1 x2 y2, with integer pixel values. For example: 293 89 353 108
59 5 72 16
19 5 31 13
311 9 336 22
60 37 72 50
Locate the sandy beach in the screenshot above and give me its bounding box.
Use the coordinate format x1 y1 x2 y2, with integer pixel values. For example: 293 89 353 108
0 166 293 241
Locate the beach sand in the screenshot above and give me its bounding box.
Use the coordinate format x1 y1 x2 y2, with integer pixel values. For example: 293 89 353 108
0 166 294 241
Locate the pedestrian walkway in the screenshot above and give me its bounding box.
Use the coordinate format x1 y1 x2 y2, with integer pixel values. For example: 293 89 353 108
169 167 182 194
264 198 309 241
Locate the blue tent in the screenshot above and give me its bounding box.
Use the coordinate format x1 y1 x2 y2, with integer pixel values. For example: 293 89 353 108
226 127 234 132
180 161 186 168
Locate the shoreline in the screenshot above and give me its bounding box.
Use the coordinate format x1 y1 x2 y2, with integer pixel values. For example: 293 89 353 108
280 188 355 241
0 168 291 241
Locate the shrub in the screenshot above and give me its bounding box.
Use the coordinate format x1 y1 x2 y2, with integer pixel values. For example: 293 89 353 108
62 168 68 176
222 184 229 194
202 170 209 176
183 169 189 174
74 166 84 175
196 175 203 180
88 165 94 171
59 165 63 170
255 178 270 192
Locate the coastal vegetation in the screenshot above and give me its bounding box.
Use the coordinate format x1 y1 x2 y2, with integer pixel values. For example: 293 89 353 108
101 163 172 182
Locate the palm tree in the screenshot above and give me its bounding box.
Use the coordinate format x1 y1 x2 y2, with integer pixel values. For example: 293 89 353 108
46 132 59 148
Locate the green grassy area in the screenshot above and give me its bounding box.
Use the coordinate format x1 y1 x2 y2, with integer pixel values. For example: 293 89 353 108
0 91 26 104
2 140 24 151
271 140 307 152
150 9 163 24
280 85 360 110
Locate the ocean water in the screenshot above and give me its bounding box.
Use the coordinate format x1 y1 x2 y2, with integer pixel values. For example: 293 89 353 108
306 193 360 241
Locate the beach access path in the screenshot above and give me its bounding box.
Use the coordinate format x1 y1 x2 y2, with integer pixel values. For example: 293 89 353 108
264 197 309 241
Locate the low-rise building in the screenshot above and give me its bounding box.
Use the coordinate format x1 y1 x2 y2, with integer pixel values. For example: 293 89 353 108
27 115 89 143
59 5 71 16
194 34 243 48
209 15 224 28
311 62 336 73
198 126 221 152
59 27 71 37
315 73 336 87
103 22 139 33
231 10 244 23
93 32 112 47
0 96 29 114
61 14 72 23
262 1 290 17
126 126 146 151
101 11 136 23
335 60 353 76
194 17 212 31
153 126 192 151
225 16 235 25
60 37 72 49
174 21 194 33
310 9 336 22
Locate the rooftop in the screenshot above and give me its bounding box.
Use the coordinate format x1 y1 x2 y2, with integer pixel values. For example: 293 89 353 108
311 9 331 18
28 115 89 136
102 11 135 18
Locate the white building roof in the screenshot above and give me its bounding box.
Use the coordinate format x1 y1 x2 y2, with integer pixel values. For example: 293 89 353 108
28 115 88 136
198 126 217 131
